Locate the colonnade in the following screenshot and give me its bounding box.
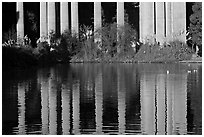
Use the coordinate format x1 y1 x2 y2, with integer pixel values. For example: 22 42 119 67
16 2 186 45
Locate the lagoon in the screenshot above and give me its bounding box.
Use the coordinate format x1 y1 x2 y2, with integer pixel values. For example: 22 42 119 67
2 63 202 135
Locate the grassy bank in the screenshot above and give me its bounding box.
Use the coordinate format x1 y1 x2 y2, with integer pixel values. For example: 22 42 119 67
70 40 193 63
2 23 194 69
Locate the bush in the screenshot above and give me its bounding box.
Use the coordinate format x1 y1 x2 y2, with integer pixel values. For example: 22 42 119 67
70 22 139 62
2 46 37 69
134 40 193 62
188 2 202 56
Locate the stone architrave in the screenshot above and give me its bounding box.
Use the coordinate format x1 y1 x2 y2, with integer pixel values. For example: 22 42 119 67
71 2 79 35
40 2 48 38
156 2 165 45
60 2 69 34
48 2 56 34
172 2 186 43
16 2 24 44
139 2 154 44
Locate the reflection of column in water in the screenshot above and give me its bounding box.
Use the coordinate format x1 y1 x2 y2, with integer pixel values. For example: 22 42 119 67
48 69 57 134
117 68 126 134
61 83 70 135
166 73 173 135
140 73 156 135
17 82 27 135
38 73 49 135
172 74 187 135
72 81 80 134
157 74 166 135
95 72 103 134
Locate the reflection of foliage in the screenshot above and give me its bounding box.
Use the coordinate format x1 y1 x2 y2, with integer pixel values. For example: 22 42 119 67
188 2 202 56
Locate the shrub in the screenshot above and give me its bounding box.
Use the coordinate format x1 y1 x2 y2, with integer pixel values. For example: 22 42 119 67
134 40 193 62
188 2 202 56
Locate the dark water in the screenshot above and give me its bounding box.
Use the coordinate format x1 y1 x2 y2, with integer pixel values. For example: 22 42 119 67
2 63 202 135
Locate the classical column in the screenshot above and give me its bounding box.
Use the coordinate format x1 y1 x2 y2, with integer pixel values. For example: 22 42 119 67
166 2 173 41
94 2 101 31
172 2 186 43
156 2 165 45
117 2 124 27
117 2 124 53
94 2 102 44
71 2 79 35
48 2 56 34
139 2 154 44
60 2 69 34
16 2 24 44
40 2 48 37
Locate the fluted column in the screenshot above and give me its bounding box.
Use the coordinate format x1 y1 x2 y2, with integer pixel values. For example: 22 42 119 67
48 2 56 34
117 2 124 53
117 2 124 27
139 2 154 43
16 2 24 44
71 2 79 35
94 2 101 31
166 2 173 41
172 2 186 43
156 2 165 45
60 2 69 34
40 2 48 37
94 2 102 44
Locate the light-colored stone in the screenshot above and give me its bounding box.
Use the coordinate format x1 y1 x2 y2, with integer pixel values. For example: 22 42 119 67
94 2 102 44
71 2 79 35
117 2 124 27
139 2 155 44
40 2 47 37
60 2 69 34
166 2 173 41
156 2 165 45
172 2 186 43
48 2 56 34
16 2 24 44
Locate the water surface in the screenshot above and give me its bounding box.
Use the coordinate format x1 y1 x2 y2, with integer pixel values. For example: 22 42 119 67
2 63 202 135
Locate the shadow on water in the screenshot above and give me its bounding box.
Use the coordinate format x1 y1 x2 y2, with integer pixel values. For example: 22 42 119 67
2 63 202 135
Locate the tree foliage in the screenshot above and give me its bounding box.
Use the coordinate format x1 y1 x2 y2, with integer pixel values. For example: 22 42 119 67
188 2 202 56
